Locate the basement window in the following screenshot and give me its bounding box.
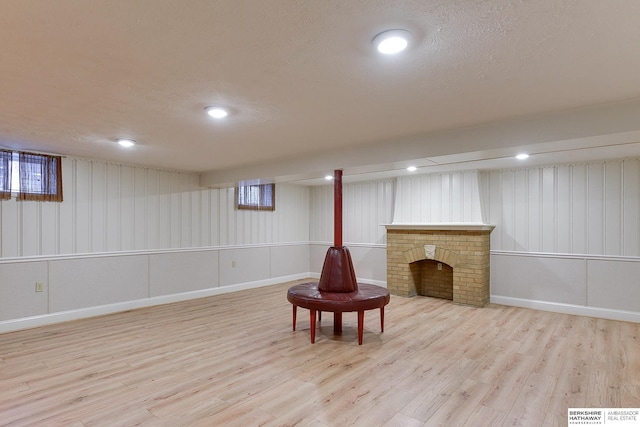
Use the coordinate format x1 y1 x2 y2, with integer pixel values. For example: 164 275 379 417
0 150 63 202
235 183 275 211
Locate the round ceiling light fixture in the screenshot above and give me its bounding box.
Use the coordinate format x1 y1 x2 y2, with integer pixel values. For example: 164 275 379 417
205 106 229 119
516 153 530 160
373 29 412 54
324 175 333 181
117 138 136 148
407 166 417 172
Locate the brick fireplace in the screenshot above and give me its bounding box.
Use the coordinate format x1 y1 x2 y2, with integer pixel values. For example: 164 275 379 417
385 224 494 307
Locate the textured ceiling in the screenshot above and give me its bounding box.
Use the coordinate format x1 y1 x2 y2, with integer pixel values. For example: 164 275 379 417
1 0 640 185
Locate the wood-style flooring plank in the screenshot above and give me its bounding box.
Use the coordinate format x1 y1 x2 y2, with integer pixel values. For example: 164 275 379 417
0 279 638 426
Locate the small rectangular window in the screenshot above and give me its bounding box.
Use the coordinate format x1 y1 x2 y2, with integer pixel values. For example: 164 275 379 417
0 150 63 202
235 183 275 211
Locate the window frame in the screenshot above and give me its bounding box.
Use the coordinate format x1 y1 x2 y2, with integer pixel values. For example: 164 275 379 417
235 183 275 211
0 150 63 202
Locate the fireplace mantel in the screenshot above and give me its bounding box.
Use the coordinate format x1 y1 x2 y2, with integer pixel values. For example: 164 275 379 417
384 223 495 231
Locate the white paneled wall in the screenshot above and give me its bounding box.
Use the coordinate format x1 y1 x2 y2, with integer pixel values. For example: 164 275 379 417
487 159 640 256
392 171 483 224
3 154 640 328
0 244 311 330
309 179 394 244
306 165 639 321
0 157 310 258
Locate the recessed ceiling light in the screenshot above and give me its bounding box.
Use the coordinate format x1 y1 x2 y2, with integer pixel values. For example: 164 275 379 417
325 175 333 181
407 166 417 172
516 153 530 160
117 138 135 148
205 106 229 119
373 29 412 54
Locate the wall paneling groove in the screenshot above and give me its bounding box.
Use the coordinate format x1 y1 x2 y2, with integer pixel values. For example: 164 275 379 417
0 157 310 258
309 179 394 244
392 171 483 224
487 159 640 256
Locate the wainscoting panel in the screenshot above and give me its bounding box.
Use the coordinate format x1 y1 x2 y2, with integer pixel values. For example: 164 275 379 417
587 259 640 313
148 250 219 297
218 246 272 286
0 261 49 322
491 251 640 322
49 254 149 312
491 252 587 305
270 244 310 279
0 243 312 332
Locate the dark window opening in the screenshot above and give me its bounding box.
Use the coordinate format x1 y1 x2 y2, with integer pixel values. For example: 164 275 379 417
235 183 275 211
0 150 63 202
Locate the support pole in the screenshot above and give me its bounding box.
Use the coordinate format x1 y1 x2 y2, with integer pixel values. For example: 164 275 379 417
318 168 356 293
334 169 342 247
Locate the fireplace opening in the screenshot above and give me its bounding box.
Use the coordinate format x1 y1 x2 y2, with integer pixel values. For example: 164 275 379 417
410 260 453 300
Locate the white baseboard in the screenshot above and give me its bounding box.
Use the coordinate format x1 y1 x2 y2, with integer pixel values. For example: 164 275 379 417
0 273 311 334
491 295 640 323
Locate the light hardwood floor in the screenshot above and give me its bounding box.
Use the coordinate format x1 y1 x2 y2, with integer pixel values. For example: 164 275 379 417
1 280 638 426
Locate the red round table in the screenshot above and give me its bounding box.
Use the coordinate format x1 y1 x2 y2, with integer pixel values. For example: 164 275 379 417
287 282 390 345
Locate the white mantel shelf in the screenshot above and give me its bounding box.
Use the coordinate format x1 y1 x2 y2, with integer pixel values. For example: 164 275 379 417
383 223 495 231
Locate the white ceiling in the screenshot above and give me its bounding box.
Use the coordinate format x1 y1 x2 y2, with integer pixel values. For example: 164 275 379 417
2 0 640 187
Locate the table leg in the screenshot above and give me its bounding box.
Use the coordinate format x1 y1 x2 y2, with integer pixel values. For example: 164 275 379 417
310 309 317 343
292 305 297 331
380 307 384 332
333 312 342 334
357 310 364 345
